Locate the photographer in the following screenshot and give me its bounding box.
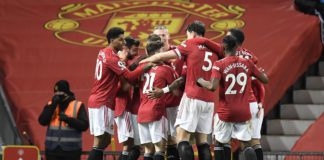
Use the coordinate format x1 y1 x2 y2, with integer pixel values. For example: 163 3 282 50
38 80 88 160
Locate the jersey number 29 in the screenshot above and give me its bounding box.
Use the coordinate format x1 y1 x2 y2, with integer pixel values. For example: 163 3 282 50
225 73 247 95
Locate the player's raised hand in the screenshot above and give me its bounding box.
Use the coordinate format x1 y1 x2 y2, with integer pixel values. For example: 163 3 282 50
147 87 163 99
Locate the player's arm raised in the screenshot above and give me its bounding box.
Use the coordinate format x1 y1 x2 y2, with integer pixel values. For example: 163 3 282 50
187 37 223 58
123 62 154 82
140 50 178 64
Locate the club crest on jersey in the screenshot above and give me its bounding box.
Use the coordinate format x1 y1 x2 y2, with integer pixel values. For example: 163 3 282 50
118 61 126 70
98 51 106 62
44 1 246 49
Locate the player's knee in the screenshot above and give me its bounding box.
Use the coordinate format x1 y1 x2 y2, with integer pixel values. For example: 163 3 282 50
250 138 261 146
243 147 257 160
240 140 252 150
176 127 190 142
97 138 111 149
194 133 208 144
197 143 212 160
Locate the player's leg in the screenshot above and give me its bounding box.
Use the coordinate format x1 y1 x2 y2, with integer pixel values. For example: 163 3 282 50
117 138 134 160
143 143 154 160
241 141 257 160
115 111 135 160
251 139 263 160
154 139 167 160
223 143 231 160
213 114 233 160
249 102 264 160
139 122 153 160
167 135 179 160
233 121 256 160
176 127 193 160
166 106 179 160
127 145 141 160
195 133 211 160
174 94 199 160
88 132 111 160
195 100 214 160
127 113 141 160
88 106 114 160
150 116 168 160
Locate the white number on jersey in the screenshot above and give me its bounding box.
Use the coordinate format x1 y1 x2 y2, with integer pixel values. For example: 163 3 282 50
202 51 213 71
225 73 247 95
142 73 156 94
95 59 103 80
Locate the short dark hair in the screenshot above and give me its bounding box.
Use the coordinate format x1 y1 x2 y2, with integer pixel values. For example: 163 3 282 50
125 36 140 49
106 27 124 43
186 21 205 36
147 34 161 43
228 28 245 45
223 35 237 52
146 41 164 56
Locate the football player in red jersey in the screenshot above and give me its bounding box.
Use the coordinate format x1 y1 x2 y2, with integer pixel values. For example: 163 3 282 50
137 40 178 160
114 36 142 160
141 21 222 160
87 27 153 160
227 28 266 160
196 35 268 160
153 25 174 51
151 27 182 160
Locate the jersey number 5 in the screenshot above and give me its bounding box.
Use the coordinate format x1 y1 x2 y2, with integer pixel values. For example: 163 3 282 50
225 73 247 95
142 73 156 94
202 51 213 71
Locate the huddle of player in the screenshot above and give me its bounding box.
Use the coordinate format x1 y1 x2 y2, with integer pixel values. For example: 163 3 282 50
87 20 268 160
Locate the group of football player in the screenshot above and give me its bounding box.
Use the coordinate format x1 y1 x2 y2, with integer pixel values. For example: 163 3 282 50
86 20 268 160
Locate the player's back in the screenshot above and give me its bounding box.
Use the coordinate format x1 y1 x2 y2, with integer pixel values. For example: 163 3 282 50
138 64 174 123
236 47 258 64
216 56 255 122
174 39 219 102
88 47 126 109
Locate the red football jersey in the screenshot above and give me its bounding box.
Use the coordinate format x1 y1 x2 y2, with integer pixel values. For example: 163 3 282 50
236 47 258 64
137 64 175 123
212 56 263 122
235 47 265 104
114 58 138 117
173 38 220 102
88 47 127 109
252 78 265 104
164 66 182 108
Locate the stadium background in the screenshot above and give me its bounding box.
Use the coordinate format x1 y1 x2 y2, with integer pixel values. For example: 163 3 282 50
0 0 323 159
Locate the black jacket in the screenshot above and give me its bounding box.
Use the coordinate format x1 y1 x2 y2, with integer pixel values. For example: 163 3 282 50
38 96 89 132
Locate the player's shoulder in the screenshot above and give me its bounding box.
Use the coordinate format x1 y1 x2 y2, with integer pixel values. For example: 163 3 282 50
159 64 174 71
100 47 118 57
236 47 257 59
